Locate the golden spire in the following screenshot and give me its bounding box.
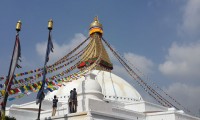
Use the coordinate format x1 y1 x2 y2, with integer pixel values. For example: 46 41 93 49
78 17 113 71
94 16 98 21
89 16 103 35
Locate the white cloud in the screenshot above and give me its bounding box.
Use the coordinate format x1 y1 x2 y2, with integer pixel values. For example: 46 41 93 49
164 83 200 115
124 52 154 75
159 42 200 80
179 0 200 36
111 52 154 87
36 33 87 63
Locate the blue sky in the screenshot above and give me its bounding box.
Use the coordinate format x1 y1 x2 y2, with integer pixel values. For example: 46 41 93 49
0 0 200 116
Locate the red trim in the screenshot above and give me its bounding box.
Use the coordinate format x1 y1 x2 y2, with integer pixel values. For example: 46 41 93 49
77 58 113 70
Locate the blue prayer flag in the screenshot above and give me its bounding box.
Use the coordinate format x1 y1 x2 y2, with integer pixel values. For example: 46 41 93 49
36 31 53 104
45 32 54 62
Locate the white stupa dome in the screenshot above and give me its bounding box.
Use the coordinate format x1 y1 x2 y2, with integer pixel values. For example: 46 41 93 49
77 72 104 100
45 70 143 102
77 72 102 94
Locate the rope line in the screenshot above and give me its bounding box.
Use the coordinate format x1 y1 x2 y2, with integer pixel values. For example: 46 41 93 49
102 37 179 108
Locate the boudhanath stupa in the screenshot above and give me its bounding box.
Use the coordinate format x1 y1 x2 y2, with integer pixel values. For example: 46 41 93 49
5 17 200 120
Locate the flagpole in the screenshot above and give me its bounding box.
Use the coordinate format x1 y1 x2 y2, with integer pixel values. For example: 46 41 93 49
1 21 22 120
37 19 53 120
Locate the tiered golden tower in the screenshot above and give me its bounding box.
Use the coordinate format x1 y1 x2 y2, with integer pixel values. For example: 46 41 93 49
78 17 113 71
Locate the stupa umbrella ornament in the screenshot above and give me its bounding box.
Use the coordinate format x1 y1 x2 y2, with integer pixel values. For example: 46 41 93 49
1 21 22 120
77 16 113 71
36 19 54 120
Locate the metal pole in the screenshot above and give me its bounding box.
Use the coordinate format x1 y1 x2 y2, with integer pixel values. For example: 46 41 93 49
37 19 53 120
1 21 21 120
36 36 49 120
36 100 42 120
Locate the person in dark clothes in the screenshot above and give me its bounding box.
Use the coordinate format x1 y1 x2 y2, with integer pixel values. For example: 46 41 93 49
52 95 58 116
68 90 73 113
0 109 1 119
72 88 77 112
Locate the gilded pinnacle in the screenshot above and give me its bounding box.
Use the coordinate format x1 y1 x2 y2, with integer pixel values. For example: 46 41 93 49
90 16 103 29
94 16 99 22
89 16 103 35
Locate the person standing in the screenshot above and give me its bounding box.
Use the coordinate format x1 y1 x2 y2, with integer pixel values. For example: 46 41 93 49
72 88 77 112
68 90 73 113
52 95 58 116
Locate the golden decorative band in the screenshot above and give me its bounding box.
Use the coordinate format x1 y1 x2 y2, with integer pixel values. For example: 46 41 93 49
89 28 103 35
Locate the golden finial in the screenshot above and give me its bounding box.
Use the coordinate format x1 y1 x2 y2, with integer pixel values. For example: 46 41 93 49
90 16 102 29
48 19 53 30
89 16 103 35
16 20 22 32
94 16 98 22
